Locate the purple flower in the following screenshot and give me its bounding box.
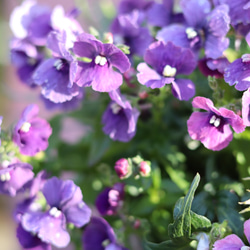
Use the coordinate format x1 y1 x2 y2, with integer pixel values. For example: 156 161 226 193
21 177 91 248
32 31 80 103
82 217 127 250
96 183 124 216
102 90 140 142
213 0 250 26
242 88 250 126
198 57 230 78
157 1 230 59
10 39 43 87
187 96 245 151
9 0 52 46
72 33 131 92
111 10 153 58
13 104 52 156
213 218 250 249
0 160 34 197
137 41 196 101
117 0 153 15
17 223 51 250
224 54 250 91
146 0 184 27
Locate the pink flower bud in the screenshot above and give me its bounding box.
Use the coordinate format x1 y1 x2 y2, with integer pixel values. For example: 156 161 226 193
139 161 151 177
114 158 130 179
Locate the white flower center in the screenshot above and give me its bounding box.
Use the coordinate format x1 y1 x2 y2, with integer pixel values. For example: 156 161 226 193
162 65 177 77
20 122 31 133
241 247 250 250
186 27 198 39
209 115 221 127
95 55 107 66
49 207 62 218
110 103 122 114
54 59 64 70
0 172 11 182
242 54 250 63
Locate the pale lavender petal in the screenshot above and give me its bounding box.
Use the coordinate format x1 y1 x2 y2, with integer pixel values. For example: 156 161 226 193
73 41 96 59
205 34 229 59
137 62 174 88
213 234 245 249
192 96 220 114
156 24 190 48
224 58 250 91
244 219 250 244
181 0 211 28
242 88 250 126
91 65 123 92
171 79 195 101
219 107 245 133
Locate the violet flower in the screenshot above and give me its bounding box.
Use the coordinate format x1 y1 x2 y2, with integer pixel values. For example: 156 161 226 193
187 96 245 151
10 39 43 87
95 183 124 216
224 54 250 91
82 217 127 250
72 33 131 92
213 218 250 249
9 0 52 46
242 88 250 126
0 160 34 197
156 0 230 59
117 0 153 15
198 57 230 78
102 90 140 142
111 10 153 58
21 177 91 248
32 31 80 103
137 41 196 101
12 104 52 156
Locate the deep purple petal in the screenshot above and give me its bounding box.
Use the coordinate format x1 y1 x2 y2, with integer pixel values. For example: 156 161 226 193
73 41 97 59
224 58 250 91
82 217 117 250
171 79 195 101
213 234 245 249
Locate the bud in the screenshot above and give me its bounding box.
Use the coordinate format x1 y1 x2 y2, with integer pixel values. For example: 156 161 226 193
103 32 113 44
114 158 131 179
139 161 151 177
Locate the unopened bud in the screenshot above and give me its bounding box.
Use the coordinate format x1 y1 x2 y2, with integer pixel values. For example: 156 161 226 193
103 32 114 44
114 158 131 179
139 161 151 177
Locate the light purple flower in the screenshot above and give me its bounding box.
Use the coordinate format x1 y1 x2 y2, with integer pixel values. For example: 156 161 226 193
13 104 52 156
242 88 250 126
0 160 34 197
21 177 91 248
72 33 131 92
95 183 124 216
32 31 80 103
10 39 43 87
10 0 52 46
111 10 153 58
82 217 127 250
213 0 250 26
157 1 230 59
224 54 250 91
137 41 196 101
213 218 250 249
187 96 245 151
118 0 153 15
102 90 140 142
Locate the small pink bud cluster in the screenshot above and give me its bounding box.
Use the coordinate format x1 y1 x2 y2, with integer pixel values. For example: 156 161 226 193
139 161 151 177
114 158 131 179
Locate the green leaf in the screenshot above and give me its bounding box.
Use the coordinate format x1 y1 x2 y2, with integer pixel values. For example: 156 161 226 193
190 211 211 231
144 240 193 250
168 173 200 240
